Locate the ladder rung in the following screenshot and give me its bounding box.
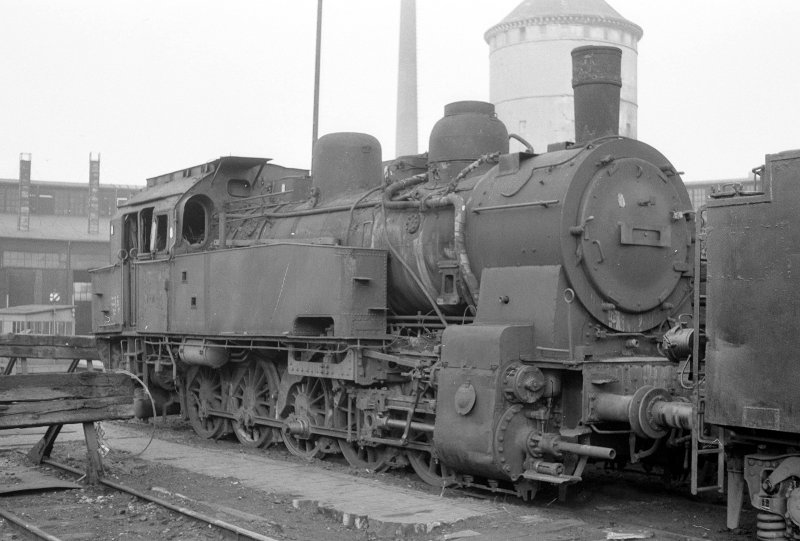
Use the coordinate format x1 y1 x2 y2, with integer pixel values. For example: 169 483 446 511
694 485 723 493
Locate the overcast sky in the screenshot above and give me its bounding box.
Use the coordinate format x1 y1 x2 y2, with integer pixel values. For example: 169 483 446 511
1 0 798 186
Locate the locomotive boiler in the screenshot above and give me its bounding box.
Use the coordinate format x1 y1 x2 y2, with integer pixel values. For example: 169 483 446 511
91 46 697 498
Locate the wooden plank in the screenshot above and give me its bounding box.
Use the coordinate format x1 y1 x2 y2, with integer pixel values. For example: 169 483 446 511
0 333 99 359
0 372 132 401
0 402 134 428
82 422 104 484
0 372 134 429
27 425 63 463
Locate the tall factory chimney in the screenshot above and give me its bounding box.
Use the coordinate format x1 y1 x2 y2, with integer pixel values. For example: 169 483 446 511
88 153 101 234
17 153 31 232
395 0 418 157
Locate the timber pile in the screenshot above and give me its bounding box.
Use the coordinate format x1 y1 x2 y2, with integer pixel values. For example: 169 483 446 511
0 372 134 429
0 333 99 359
0 333 100 374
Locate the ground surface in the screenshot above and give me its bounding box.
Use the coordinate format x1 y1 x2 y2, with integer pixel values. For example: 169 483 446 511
0 418 757 540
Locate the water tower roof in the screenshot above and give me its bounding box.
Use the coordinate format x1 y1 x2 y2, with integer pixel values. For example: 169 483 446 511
485 0 643 42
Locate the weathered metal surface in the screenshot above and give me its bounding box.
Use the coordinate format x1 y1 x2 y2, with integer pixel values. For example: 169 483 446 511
428 101 508 166
170 243 387 338
572 46 622 144
469 137 693 334
312 133 383 201
704 149 800 432
434 324 533 480
90 263 123 332
135 259 170 333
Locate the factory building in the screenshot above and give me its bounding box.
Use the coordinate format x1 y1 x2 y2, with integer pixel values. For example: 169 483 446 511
0 154 139 334
485 0 642 153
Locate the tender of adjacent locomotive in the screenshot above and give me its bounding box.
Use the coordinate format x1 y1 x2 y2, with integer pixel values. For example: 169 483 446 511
91 47 697 497
703 150 800 537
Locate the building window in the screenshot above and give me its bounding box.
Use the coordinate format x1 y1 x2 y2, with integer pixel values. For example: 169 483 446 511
73 282 92 302
35 193 55 214
0 187 19 213
100 195 117 216
2 251 67 269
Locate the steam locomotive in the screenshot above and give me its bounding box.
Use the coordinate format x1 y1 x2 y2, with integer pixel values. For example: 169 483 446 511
92 45 699 500
91 43 800 540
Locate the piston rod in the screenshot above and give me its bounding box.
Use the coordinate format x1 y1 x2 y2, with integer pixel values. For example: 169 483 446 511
378 416 435 433
593 385 692 439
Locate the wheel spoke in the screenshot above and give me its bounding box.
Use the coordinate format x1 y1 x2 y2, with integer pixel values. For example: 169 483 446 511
281 376 331 459
229 359 279 448
185 366 225 440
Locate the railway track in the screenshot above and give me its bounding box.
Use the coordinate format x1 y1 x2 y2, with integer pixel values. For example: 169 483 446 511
0 453 280 541
1 420 754 541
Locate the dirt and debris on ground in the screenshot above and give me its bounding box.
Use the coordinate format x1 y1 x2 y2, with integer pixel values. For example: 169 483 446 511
1 418 758 540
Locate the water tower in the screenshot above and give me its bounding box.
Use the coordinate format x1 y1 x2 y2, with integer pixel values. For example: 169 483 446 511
485 0 642 152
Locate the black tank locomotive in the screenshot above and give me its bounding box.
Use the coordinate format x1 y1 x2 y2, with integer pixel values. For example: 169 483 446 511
91 47 698 498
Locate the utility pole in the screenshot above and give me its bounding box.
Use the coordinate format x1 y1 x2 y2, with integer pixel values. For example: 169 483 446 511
312 0 323 152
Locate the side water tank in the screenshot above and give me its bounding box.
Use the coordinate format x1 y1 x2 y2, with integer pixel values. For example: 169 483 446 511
312 132 383 200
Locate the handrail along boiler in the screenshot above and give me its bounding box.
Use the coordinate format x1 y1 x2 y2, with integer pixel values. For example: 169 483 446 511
90 46 697 498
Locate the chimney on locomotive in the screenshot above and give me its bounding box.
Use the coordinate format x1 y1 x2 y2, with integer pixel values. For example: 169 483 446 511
571 45 622 144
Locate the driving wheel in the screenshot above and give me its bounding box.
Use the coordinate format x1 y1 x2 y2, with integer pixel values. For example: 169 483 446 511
185 365 226 439
280 377 332 459
229 358 280 448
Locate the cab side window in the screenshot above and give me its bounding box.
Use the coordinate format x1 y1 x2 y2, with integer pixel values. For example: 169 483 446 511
140 207 153 255
123 212 138 256
153 214 169 252
182 196 209 246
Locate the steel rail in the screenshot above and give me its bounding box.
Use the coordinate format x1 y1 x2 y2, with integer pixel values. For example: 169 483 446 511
0 505 63 541
40 457 279 541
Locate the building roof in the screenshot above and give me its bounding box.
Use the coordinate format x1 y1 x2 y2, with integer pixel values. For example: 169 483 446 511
0 178 141 191
485 0 643 41
0 304 74 316
0 214 110 242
